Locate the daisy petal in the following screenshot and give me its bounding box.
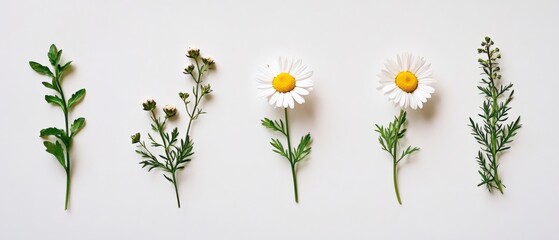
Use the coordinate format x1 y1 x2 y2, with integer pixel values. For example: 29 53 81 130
291 91 305 104
283 93 290 108
295 70 313 81
276 93 284 107
296 79 313 88
269 92 279 105
259 88 276 97
294 87 309 95
287 93 295 109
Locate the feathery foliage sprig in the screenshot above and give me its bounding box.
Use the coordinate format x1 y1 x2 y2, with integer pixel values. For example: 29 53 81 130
29 44 86 210
375 110 419 205
261 109 312 203
131 48 214 207
468 36 521 193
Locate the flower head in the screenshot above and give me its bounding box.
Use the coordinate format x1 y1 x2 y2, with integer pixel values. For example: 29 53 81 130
163 105 177 118
131 133 141 144
256 57 314 109
202 57 215 67
142 99 156 111
187 48 200 58
378 53 435 110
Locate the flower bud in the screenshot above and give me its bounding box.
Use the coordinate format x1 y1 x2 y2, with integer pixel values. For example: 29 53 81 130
179 92 190 101
163 105 177 118
187 47 200 58
202 84 213 95
202 57 215 67
131 132 141 144
142 99 156 111
184 64 195 74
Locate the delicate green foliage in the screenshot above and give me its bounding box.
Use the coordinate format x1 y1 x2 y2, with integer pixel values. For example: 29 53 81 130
132 47 215 208
375 110 419 205
293 133 312 163
469 37 521 194
71 117 86 136
45 95 65 109
29 62 53 77
133 106 194 208
44 141 66 168
68 89 86 109
262 109 312 203
375 110 419 164
261 118 287 136
30 44 85 210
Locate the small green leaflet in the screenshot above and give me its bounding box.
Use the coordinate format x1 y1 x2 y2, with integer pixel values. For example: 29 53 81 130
29 61 53 77
71 118 86 136
44 141 66 168
68 89 86 109
45 95 65 109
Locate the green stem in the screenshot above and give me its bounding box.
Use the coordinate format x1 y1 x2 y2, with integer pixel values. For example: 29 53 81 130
284 108 298 203
56 71 72 211
186 58 203 138
487 48 504 194
290 163 299 203
172 172 181 208
392 110 404 205
393 161 401 205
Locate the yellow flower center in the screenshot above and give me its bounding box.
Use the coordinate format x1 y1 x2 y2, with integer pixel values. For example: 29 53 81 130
272 72 296 93
395 71 418 93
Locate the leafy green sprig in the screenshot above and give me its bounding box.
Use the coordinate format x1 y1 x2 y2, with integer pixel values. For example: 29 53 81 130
29 44 86 210
131 48 214 207
132 101 193 208
469 36 521 194
375 110 419 205
262 109 312 203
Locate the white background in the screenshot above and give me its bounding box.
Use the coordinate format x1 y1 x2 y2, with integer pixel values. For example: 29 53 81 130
1 0 558 239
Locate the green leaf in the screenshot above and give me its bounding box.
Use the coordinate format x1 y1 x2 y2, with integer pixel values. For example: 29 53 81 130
293 133 312 162
70 117 86 136
29 61 53 77
44 141 66 168
261 118 286 135
42 81 55 90
163 174 173 183
48 44 61 66
59 61 72 73
45 95 65 109
270 138 288 158
67 89 86 109
40 127 65 137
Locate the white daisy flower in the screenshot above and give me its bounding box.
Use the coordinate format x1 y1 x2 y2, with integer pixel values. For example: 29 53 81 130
256 57 314 109
378 53 435 110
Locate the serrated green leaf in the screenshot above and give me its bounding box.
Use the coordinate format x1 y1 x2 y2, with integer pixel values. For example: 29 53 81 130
45 95 65 109
44 141 66 168
40 127 65 138
29 61 53 77
68 89 86 109
70 117 86 136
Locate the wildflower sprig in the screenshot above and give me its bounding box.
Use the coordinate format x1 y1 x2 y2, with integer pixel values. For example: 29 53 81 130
132 100 193 207
29 44 86 210
375 110 419 205
132 48 215 207
469 37 521 193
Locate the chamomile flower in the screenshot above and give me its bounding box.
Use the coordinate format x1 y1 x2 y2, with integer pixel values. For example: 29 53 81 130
378 53 435 110
256 57 314 109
